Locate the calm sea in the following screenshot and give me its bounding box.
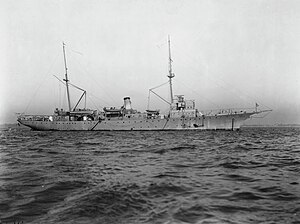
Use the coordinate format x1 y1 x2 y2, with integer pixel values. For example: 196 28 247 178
0 126 299 224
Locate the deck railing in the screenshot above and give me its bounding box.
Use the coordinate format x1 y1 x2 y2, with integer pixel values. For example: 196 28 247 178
201 107 256 116
17 115 69 122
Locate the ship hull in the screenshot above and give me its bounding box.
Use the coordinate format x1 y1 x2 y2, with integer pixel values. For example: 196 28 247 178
18 112 254 131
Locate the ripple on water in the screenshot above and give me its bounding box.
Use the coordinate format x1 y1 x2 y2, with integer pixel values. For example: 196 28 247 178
1 127 300 224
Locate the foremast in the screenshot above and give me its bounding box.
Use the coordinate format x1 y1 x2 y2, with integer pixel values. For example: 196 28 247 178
62 42 72 113
168 36 175 104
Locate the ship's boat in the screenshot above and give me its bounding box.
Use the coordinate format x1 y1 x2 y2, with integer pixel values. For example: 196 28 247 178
103 108 122 113
17 39 271 131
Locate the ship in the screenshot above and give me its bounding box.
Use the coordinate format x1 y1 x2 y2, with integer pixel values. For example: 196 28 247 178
17 39 270 131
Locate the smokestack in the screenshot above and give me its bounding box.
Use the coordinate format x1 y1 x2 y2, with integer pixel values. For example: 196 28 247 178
123 97 132 110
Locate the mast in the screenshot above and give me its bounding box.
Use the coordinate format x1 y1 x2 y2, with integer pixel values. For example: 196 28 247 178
168 35 175 104
62 42 72 112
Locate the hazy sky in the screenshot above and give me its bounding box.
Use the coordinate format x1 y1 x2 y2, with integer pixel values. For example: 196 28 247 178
1 0 300 124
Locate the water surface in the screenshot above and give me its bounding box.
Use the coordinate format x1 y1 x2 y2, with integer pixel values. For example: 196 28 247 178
0 127 299 223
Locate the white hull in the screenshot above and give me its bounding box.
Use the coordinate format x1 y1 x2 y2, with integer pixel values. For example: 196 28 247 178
17 41 269 130
18 112 254 131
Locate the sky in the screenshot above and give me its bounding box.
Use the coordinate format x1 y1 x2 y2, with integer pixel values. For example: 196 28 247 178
1 0 300 125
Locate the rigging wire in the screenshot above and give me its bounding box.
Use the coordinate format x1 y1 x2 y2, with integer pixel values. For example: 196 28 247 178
173 45 272 110
173 78 219 108
59 81 61 109
174 51 249 104
149 81 169 91
88 93 112 107
70 48 83 56
23 51 61 114
154 39 221 109
53 74 88 110
147 91 151 110
62 87 67 109
88 95 101 111
68 50 118 105
54 50 116 110
147 81 171 109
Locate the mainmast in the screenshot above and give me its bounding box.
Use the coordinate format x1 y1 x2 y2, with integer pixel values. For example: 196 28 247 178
62 42 72 112
168 36 175 104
